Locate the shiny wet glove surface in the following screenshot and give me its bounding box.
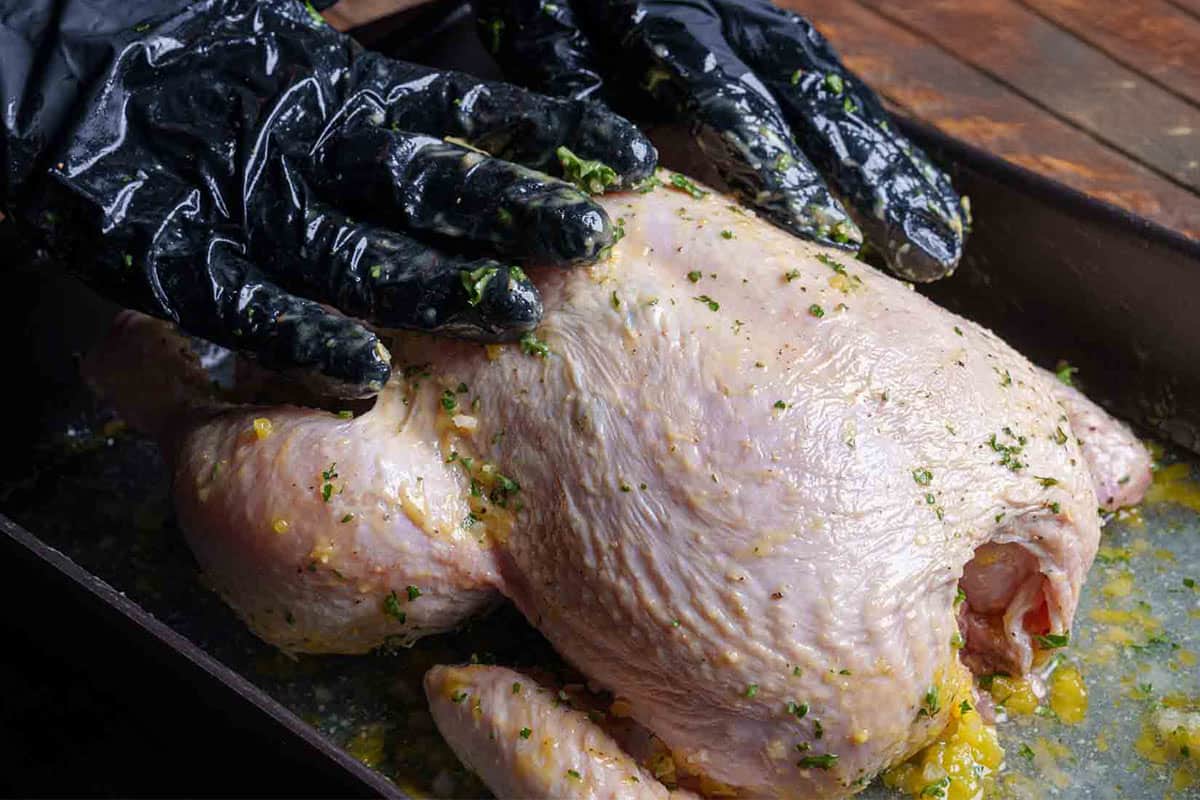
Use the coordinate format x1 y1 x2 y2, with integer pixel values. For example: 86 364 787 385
0 0 655 396
477 0 967 281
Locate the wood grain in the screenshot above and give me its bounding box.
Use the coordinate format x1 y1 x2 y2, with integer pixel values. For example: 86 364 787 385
1018 0 1200 107
779 0 1200 237
853 0 1200 193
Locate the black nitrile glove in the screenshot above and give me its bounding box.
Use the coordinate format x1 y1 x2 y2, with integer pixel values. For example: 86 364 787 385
0 0 656 397
476 0 967 282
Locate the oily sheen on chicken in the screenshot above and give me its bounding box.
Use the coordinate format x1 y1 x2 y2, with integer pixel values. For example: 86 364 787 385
85 175 1150 799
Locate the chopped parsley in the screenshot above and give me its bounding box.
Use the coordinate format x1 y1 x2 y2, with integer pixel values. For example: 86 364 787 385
635 175 663 193
808 304 825 318
406 585 422 601
566 769 582 781
785 269 802 282
320 462 338 502
519 331 550 358
687 270 702 282
668 173 708 199
815 253 848 274
383 591 407 623
744 683 759 698
797 753 838 770
336 410 354 419
694 295 720 311
1035 632 1069 649
791 69 803 85
556 146 617 194
1018 743 1035 760
786 701 809 719
823 73 844 95
1036 476 1059 487
461 266 499 306
451 690 468 704
918 685 940 718
920 777 950 798
987 430 1027 472
1055 360 1078 386
341 513 354 523
519 727 532 739
721 230 734 239
912 467 933 485
611 290 620 310
440 390 458 412
774 400 789 410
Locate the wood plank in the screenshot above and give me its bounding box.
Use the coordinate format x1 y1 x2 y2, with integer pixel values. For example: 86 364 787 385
1017 0 1200 108
852 0 1200 193
779 0 1200 237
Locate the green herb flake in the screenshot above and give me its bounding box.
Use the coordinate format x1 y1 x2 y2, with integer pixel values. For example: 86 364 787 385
912 467 933 486
808 304 825 318
336 410 354 419
695 295 720 312
566 769 582 781
635 175 663 193
611 290 621 310
341 513 354 523
791 69 803 85
721 230 734 239
1055 360 1078 386
918 685 941 718
520 331 550 358
1018 743 1035 760
797 753 838 770
1035 632 1069 649
461 266 499 306
920 777 950 798
824 73 844 95
451 690 469 704
1036 476 1059 487
668 174 708 199
785 269 802 282
744 683 759 698
441 390 458 412
512 682 522 694
774 400 788 410
687 270 703 283
519 727 532 739
815 253 848 274
383 591 407 623
556 146 617 194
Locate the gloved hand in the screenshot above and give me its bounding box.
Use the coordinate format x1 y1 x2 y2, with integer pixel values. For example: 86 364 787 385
476 0 967 282
0 0 655 396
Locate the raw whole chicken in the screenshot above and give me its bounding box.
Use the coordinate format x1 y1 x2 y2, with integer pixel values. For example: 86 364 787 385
84 174 1151 799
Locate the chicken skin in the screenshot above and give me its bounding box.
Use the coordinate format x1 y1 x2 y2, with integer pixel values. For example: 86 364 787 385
85 175 1150 798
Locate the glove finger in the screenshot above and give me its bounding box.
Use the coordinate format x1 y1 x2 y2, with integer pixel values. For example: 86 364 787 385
614 2 860 250
475 0 605 101
313 126 613 264
159 239 391 398
718 0 964 280
348 52 656 187
251 195 543 340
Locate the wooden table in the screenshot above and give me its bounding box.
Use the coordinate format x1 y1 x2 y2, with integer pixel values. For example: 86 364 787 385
784 0 1200 240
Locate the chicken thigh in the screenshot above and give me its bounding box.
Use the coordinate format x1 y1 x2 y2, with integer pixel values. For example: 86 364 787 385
85 175 1150 798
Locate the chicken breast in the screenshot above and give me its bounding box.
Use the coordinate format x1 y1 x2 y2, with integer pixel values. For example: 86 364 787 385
84 174 1150 798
